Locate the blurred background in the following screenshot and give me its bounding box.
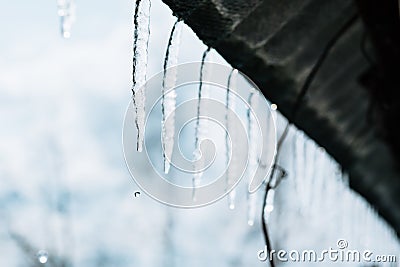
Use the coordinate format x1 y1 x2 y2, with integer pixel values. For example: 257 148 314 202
0 0 399 266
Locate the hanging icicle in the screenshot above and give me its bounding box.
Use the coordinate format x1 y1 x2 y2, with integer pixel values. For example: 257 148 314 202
57 0 76 38
194 47 211 149
162 19 182 174
247 192 257 226
132 0 151 152
225 68 239 210
246 88 259 225
192 47 211 200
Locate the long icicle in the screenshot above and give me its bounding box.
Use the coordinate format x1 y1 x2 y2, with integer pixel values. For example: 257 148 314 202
57 0 76 38
132 0 151 152
162 18 182 174
225 69 238 210
192 47 211 200
194 47 211 148
246 89 258 225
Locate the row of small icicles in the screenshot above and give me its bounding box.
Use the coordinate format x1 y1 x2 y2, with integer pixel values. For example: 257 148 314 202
130 0 268 223
54 1 366 266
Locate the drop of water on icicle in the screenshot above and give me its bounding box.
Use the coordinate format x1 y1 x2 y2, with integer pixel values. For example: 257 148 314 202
265 204 274 213
265 189 275 214
37 250 48 264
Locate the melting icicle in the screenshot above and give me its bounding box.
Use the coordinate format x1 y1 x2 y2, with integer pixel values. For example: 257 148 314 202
247 193 257 226
246 88 259 225
228 189 236 210
194 47 211 149
57 0 76 38
225 69 234 208
162 19 182 174
225 68 239 209
132 0 151 152
192 47 211 200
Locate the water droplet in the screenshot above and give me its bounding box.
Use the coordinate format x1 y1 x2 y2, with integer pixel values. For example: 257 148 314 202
265 189 275 214
248 219 254 226
37 250 48 264
271 103 278 110
265 204 274 213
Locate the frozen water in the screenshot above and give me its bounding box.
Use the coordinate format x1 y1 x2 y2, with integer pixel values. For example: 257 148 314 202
132 0 151 152
162 19 182 173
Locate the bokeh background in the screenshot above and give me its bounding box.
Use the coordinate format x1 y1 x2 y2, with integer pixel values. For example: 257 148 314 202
0 0 399 266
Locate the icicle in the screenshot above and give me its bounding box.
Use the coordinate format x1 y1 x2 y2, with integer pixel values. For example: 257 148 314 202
57 0 76 39
194 47 211 148
291 129 300 198
313 146 326 214
292 130 308 215
132 0 151 152
304 137 318 215
228 189 236 210
192 47 211 200
162 19 182 174
225 69 239 209
293 132 307 214
247 193 257 226
246 88 259 224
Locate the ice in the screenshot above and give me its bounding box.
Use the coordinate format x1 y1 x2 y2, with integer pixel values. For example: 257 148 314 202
162 19 182 173
192 48 211 200
246 88 259 225
225 69 239 209
132 0 151 152
57 0 76 39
